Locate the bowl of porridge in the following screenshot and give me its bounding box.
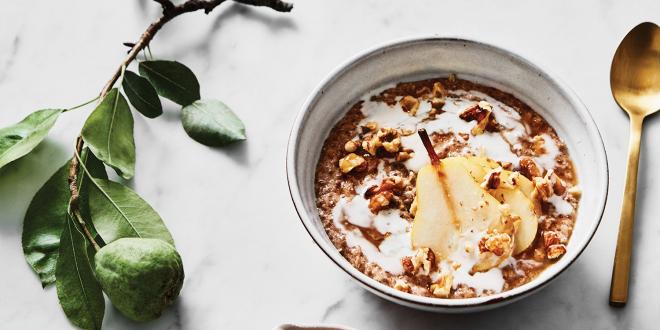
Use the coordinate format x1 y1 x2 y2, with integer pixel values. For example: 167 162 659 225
287 37 608 312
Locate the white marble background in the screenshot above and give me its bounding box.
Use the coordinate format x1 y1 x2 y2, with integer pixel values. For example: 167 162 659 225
1 0 659 329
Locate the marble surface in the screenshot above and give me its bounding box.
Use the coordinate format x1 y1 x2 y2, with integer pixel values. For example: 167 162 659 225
1 0 659 329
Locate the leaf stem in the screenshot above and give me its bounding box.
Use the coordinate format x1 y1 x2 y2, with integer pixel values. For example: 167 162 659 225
146 45 154 60
68 137 101 252
64 96 100 113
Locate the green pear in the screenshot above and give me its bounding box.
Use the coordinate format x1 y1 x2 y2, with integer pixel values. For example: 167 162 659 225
95 238 184 322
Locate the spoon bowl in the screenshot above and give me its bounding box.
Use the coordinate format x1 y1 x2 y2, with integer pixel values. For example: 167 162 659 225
609 21 660 307
611 22 660 117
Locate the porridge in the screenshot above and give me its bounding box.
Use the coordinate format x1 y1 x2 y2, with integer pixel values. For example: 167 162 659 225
314 75 581 298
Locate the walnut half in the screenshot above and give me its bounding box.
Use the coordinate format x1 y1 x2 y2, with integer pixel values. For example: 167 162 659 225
338 153 366 173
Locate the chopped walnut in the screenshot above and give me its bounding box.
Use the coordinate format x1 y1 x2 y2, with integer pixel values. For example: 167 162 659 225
542 231 562 247
479 231 512 257
393 279 411 293
368 191 393 214
430 98 445 111
432 82 448 98
459 101 494 135
532 176 554 201
338 153 366 173
362 138 379 156
400 96 420 116
344 140 359 152
519 157 543 179
396 150 414 162
546 244 567 259
382 137 401 153
361 121 378 133
401 256 414 275
412 248 436 275
362 127 401 156
545 170 567 195
365 176 408 214
364 176 404 198
399 128 415 136
481 167 503 190
430 274 453 298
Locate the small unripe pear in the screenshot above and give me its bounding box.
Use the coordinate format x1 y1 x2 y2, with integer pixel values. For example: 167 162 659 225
94 238 184 322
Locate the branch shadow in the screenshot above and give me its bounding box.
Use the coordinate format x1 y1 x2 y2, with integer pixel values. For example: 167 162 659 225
169 2 297 60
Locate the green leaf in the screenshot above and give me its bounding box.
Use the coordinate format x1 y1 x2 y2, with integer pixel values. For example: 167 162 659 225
88 178 174 245
181 99 246 147
0 109 62 169
56 215 105 330
78 149 107 244
22 160 70 287
81 88 135 179
139 60 200 106
122 70 162 118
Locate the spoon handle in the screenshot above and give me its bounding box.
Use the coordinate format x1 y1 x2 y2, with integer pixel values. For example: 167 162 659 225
610 114 644 306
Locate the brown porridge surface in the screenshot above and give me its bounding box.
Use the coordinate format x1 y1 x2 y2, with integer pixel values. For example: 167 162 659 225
314 76 579 298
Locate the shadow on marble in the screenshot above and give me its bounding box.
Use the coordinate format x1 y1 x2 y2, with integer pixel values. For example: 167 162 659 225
0 139 67 234
323 259 624 329
101 294 184 330
624 110 658 312
170 2 297 61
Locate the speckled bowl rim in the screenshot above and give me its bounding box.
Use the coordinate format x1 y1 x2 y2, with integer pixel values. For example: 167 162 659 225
286 36 608 311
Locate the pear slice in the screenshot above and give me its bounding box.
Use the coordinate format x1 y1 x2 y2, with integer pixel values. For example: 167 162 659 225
437 159 504 234
411 164 458 259
489 188 538 254
462 157 534 197
445 156 538 254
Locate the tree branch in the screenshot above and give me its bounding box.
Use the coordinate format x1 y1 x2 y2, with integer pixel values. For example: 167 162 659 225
68 137 101 252
68 0 293 250
153 0 175 12
234 0 293 12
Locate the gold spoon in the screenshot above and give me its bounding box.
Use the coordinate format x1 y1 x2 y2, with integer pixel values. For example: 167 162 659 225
609 21 660 307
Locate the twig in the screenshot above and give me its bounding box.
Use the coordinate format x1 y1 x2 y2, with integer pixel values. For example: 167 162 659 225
153 0 175 12
235 0 293 12
67 0 293 249
67 137 101 251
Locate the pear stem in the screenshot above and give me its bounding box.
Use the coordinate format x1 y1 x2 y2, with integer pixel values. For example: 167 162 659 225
418 128 440 165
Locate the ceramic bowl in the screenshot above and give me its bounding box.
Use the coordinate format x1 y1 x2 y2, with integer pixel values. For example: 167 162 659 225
286 36 608 312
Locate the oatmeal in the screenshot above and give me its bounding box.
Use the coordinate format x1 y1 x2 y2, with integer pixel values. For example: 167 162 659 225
315 76 579 299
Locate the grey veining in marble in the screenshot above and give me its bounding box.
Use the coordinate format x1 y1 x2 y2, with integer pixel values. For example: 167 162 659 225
1 0 659 329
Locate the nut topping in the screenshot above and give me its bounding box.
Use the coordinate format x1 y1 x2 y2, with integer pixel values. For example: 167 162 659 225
459 101 495 135
412 248 436 275
400 96 420 116
393 279 411 293
478 231 513 257
432 82 448 98
546 244 567 259
338 153 366 173
344 140 359 152
481 167 503 190
519 157 543 179
401 256 414 275
430 274 453 298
